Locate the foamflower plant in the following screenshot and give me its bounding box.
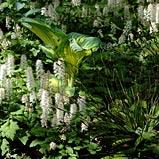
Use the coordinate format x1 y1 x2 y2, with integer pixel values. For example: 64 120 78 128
20 18 101 96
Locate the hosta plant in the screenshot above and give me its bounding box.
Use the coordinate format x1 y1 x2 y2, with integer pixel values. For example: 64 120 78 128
19 17 101 96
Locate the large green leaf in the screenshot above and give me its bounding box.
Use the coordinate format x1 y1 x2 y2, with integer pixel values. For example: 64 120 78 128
68 32 101 53
19 18 67 49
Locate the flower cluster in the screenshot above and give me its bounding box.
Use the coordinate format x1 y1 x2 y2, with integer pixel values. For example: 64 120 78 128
53 58 65 81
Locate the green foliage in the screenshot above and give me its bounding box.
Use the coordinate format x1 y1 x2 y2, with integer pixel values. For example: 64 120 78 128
0 120 20 141
1 0 159 158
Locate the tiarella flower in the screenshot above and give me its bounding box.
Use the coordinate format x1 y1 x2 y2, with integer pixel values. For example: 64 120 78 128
64 112 70 125
41 7 47 16
21 94 29 104
29 91 36 104
77 95 86 112
150 22 158 33
71 0 81 6
81 117 90 132
56 104 64 125
51 114 57 127
6 54 15 77
63 95 69 105
26 67 35 91
53 58 65 81
55 93 64 125
0 88 5 104
81 123 88 132
5 78 12 99
70 103 77 118
128 33 134 41
40 72 50 90
36 59 44 79
1 39 11 50
156 4 159 23
49 142 57 150
0 64 7 87
40 89 51 127
107 0 115 6
60 134 66 141
20 54 28 69
143 7 151 21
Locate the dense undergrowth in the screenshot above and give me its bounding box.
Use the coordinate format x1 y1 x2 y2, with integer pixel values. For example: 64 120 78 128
0 0 159 158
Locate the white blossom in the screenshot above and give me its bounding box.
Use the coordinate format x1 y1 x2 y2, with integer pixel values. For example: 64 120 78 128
60 134 66 141
26 67 35 91
0 64 7 87
128 33 134 41
77 95 86 112
41 7 47 16
49 142 57 150
20 54 28 69
53 58 65 81
21 94 29 104
70 103 77 119
71 0 81 6
40 72 50 90
81 123 88 132
150 22 158 33
5 78 12 99
6 54 15 77
81 117 90 132
36 59 44 79
1 39 11 49
64 112 70 125
29 91 36 104
0 88 5 104
40 89 51 127
51 114 57 127
156 4 159 23
55 93 64 125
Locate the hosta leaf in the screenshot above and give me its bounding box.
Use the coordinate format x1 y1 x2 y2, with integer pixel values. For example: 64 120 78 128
19 18 67 49
69 38 83 52
68 32 101 52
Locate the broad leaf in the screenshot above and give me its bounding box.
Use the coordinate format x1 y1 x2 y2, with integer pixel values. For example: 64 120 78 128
19 18 67 49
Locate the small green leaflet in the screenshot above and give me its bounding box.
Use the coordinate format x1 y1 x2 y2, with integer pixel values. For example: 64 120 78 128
1 139 9 156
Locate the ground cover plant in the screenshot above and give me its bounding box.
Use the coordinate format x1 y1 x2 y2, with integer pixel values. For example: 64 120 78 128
1 0 159 158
